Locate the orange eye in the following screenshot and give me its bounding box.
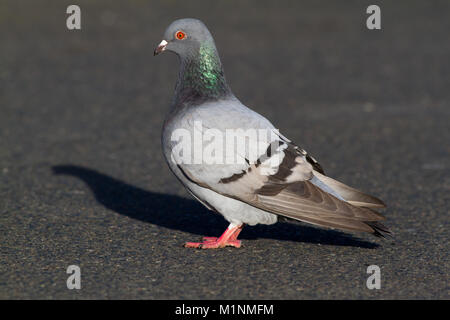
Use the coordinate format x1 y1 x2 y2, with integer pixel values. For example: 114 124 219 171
175 31 186 40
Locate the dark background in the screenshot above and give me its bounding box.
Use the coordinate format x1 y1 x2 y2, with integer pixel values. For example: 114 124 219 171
1 0 448 299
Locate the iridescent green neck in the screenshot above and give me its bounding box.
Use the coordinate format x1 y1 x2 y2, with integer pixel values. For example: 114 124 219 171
175 44 231 104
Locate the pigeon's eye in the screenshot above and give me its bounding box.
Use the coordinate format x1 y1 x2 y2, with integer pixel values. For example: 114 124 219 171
175 31 186 40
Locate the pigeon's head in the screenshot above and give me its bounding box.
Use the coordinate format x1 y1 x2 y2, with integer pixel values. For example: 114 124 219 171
154 18 215 58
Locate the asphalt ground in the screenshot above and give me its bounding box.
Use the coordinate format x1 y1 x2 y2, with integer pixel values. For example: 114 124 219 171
0 0 449 299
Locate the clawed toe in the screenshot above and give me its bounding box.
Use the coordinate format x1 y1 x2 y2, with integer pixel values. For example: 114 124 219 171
184 239 241 249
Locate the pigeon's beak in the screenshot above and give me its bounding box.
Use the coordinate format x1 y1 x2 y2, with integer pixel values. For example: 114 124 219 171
154 40 168 56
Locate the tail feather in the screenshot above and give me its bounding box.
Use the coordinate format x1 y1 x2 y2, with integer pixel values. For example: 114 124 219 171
311 171 391 238
365 221 392 238
313 171 386 208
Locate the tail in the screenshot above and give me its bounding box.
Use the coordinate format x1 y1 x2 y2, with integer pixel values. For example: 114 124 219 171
313 171 386 208
313 171 391 238
365 221 393 238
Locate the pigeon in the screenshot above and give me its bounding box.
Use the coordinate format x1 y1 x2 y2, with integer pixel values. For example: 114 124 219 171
155 18 390 249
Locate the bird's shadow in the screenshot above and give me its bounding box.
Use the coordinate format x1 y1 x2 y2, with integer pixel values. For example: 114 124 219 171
52 165 379 249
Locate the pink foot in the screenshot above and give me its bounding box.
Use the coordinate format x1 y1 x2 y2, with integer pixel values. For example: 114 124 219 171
184 239 241 249
184 224 243 249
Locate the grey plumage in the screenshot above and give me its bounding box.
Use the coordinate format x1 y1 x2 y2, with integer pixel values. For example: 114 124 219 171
156 18 390 240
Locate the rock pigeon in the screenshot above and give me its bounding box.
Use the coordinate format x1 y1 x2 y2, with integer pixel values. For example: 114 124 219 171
155 18 390 249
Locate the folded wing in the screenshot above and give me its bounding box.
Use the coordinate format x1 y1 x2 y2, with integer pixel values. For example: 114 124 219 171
176 132 390 237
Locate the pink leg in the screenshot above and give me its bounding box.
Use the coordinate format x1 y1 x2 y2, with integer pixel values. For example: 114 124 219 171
184 224 244 249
